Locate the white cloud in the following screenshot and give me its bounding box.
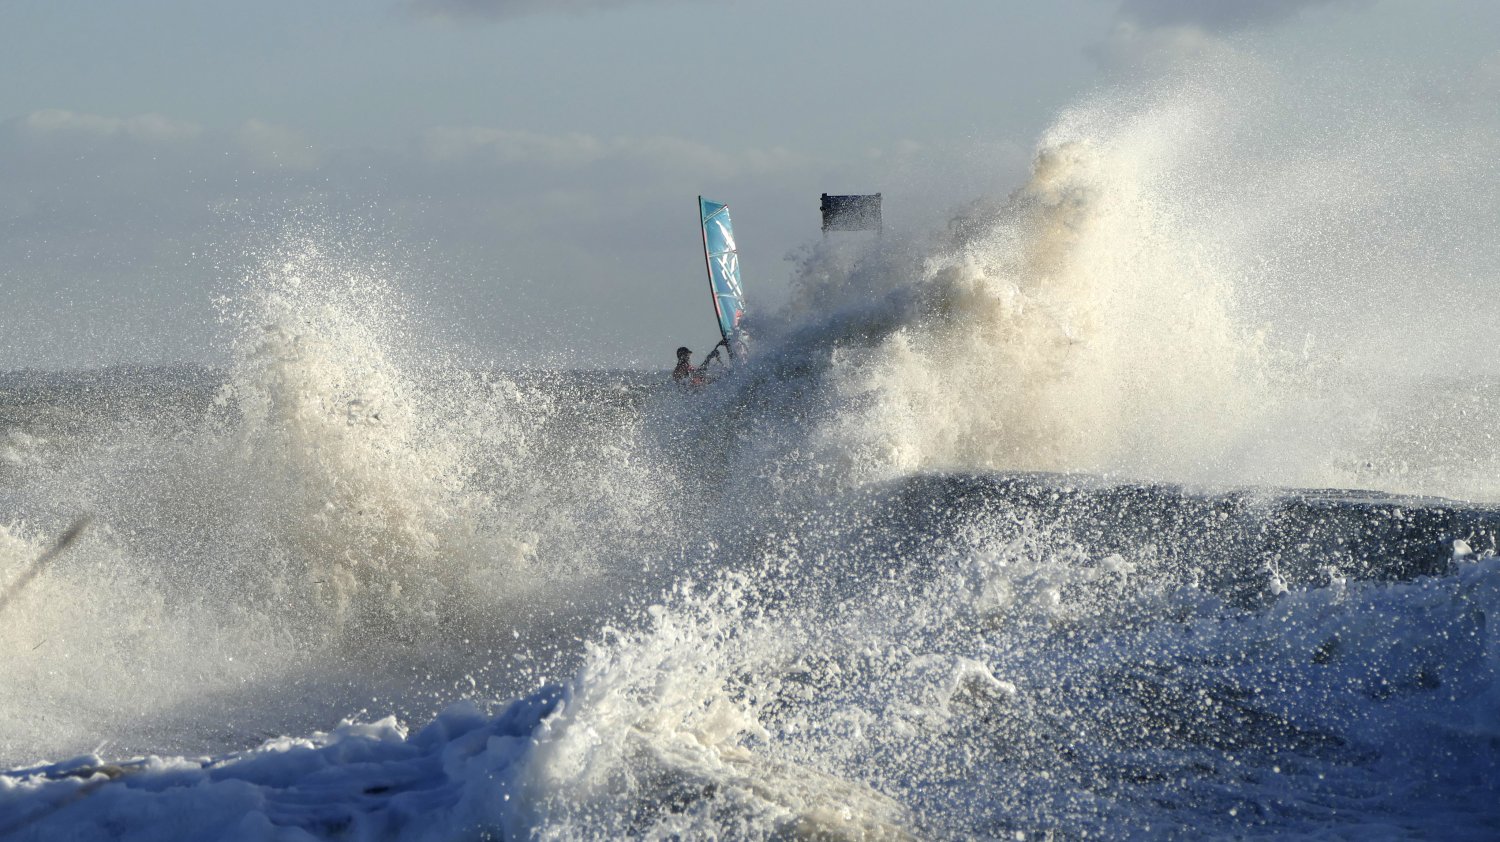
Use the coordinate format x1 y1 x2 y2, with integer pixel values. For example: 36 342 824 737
418 125 804 177
1089 20 1236 72
21 109 201 144
403 0 692 22
1091 0 1368 72
420 126 609 167
1113 0 1363 32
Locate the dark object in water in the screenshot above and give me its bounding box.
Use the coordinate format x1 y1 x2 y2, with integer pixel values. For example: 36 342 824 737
0 516 90 617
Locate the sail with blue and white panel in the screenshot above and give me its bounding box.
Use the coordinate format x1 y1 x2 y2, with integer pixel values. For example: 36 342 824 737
699 197 746 355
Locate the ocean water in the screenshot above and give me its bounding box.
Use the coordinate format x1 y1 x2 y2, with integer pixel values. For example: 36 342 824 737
2 75 1499 839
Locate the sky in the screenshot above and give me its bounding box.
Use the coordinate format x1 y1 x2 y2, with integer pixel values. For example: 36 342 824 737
1 0 1498 370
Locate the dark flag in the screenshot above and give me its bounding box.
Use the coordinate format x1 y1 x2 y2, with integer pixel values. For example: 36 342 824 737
820 193 882 233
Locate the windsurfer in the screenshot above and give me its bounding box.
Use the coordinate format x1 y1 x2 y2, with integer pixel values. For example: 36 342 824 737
672 342 724 387
672 346 696 383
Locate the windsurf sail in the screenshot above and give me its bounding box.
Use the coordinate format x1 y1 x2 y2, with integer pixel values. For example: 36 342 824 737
699 196 745 357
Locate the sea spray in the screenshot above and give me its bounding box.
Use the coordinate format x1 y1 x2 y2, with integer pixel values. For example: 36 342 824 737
514 477 1500 838
0 228 669 766
694 95 1273 514
726 63 1500 501
215 236 535 636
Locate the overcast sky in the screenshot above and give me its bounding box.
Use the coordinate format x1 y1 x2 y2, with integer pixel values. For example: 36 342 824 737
2 0 1497 370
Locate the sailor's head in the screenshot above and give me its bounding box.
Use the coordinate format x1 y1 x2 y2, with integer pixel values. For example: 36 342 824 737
676 346 692 360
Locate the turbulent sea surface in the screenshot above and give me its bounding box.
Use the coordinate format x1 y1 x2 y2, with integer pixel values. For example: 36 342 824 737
3 81 1500 839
